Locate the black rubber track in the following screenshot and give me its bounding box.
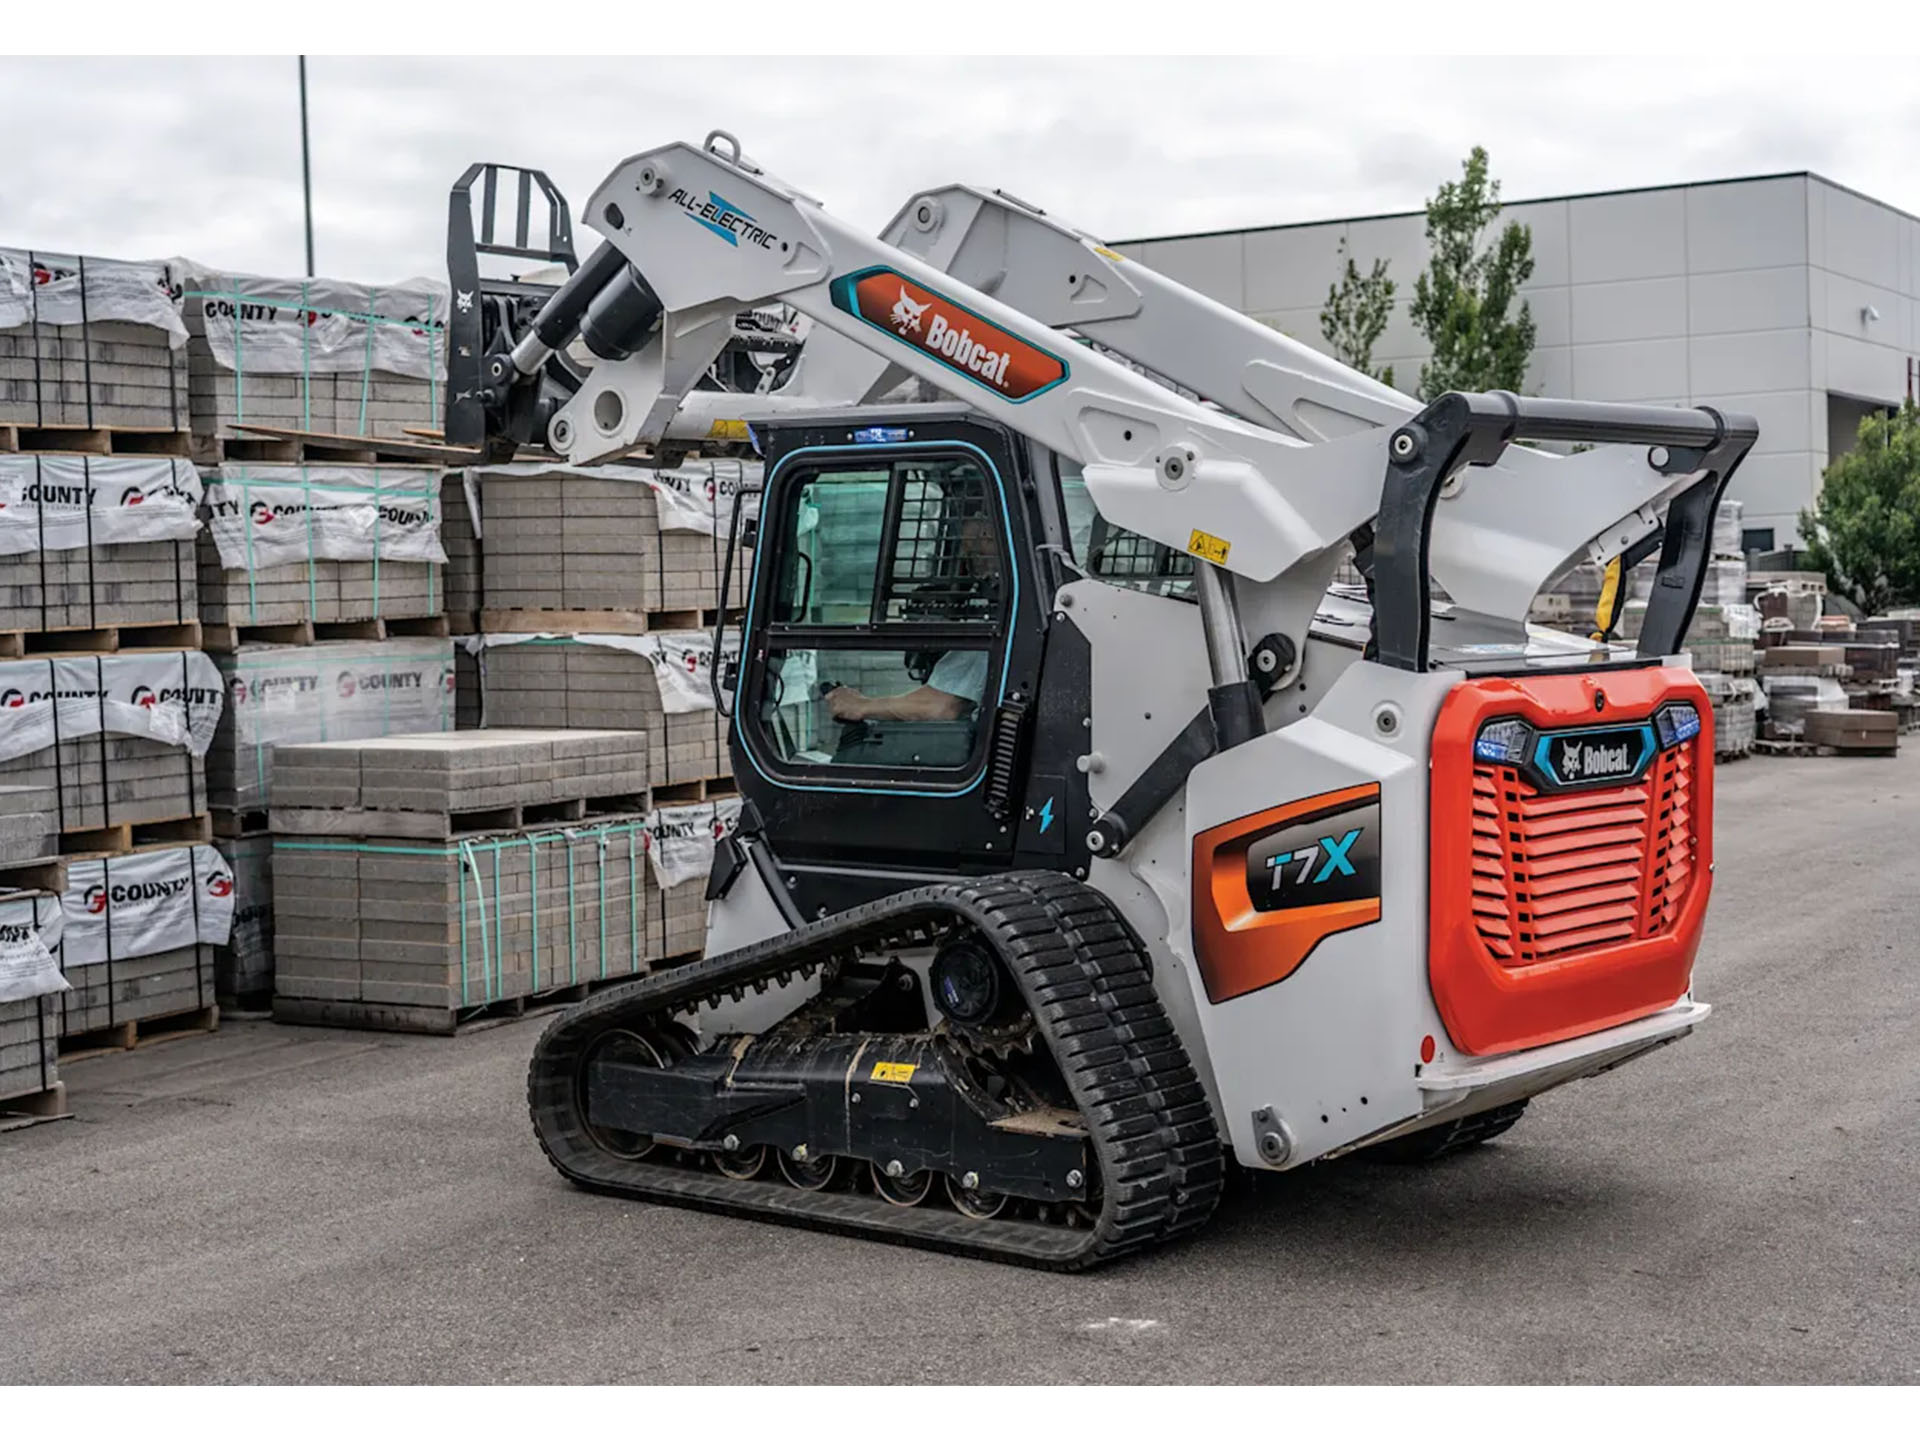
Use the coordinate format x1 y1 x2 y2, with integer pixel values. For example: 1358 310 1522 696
527 871 1225 1271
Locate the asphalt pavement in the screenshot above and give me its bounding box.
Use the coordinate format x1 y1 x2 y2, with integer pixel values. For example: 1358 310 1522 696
2 745 1916 1384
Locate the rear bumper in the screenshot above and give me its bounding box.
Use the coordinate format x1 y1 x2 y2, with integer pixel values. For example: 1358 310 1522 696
1323 998 1708 1159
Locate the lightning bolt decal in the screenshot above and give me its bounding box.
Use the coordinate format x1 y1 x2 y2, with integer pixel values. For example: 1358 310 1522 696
1038 797 1055 834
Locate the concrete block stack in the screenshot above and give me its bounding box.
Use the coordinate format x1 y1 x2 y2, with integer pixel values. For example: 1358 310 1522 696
0 456 202 636
0 886 66 1117
177 267 447 443
268 728 652 1032
198 463 448 632
0 651 220 837
51 842 232 1042
454 458 752 795
462 633 732 787
471 460 752 618
1 248 188 430
0 780 63 1115
206 635 454 1006
645 797 743 961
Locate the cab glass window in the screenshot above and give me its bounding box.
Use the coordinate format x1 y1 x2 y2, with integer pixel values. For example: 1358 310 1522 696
1057 462 1194 601
755 453 1007 776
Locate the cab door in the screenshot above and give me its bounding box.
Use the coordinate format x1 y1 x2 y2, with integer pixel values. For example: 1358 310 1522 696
731 416 1055 918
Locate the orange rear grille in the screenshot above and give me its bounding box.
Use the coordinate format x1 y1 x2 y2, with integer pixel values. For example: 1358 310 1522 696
1470 747 1694 968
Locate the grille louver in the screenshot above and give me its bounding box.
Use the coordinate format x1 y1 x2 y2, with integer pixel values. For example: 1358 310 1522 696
1470 747 1694 968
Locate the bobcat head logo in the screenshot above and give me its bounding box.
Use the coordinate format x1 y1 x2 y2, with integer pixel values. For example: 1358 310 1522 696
1561 741 1583 777
889 287 930 335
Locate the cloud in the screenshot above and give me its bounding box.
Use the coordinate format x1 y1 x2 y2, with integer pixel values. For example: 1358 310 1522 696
1 56 1911 282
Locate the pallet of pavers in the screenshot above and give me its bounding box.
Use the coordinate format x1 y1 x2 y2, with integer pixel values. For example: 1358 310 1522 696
268 727 652 1033
1 247 189 432
0 649 220 844
440 469 480 631
463 632 734 788
198 462 448 637
0 885 68 1124
271 811 652 1034
51 840 232 1052
646 796 743 962
209 636 456 820
269 728 648 839
208 636 454 1007
471 458 755 627
177 265 447 444
0 455 202 642
214 832 273 1010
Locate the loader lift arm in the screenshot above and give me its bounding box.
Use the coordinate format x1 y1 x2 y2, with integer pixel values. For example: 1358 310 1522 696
862 183 1746 637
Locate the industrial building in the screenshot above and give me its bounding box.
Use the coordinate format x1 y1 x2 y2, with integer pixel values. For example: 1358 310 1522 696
1118 173 1920 549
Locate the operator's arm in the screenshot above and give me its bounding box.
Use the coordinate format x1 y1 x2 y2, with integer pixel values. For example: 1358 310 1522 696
827 685 969 723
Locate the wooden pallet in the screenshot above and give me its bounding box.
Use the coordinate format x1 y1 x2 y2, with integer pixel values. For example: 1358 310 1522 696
478 606 709 637
0 422 192 458
652 775 740 805
1753 738 1900 759
211 807 271 840
60 813 212 858
200 613 450 653
5 618 201 658
269 791 651 841
195 424 482 468
0 854 67 895
271 956 701 1037
58 1003 220 1061
0 1080 69 1133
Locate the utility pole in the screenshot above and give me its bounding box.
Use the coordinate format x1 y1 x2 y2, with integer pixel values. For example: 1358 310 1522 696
298 55 315 277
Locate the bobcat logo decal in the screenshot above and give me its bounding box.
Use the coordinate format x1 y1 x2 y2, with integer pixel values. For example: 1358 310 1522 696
889 287 930 335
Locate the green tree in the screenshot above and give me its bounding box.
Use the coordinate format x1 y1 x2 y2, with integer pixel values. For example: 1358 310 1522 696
1799 401 1920 614
1409 146 1537 400
1318 237 1396 388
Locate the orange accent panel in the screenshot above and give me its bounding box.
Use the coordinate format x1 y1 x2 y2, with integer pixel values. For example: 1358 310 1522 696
1192 783 1382 1004
1430 667 1714 1056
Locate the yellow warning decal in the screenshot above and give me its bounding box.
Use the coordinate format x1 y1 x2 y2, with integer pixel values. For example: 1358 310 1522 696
870 1061 918 1083
1091 244 1128 263
706 418 750 441
1187 529 1231 565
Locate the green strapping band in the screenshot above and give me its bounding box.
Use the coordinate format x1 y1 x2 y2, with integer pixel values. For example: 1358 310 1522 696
566 841 579 984
595 834 607 984
491 844 502 1002
183 286 448 435
457 851 470 1006
523 833 539 993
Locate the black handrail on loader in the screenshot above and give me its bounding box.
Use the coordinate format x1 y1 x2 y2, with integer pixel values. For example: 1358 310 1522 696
1370 390 1759 673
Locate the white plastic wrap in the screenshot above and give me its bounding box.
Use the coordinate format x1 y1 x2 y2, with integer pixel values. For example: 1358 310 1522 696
464 631 739 715
0 890 66 1002
58 845 234 969
464 457 761 538
204 464 446 570
0 249 187 345
176 265 447 380
645 797 744 890
0 456 201 555
0 651 222 764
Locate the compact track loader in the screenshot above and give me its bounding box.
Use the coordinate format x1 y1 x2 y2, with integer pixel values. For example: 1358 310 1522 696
450 135 1756 1269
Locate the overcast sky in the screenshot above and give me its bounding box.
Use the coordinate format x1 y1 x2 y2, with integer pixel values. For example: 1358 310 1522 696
4 56 1916 283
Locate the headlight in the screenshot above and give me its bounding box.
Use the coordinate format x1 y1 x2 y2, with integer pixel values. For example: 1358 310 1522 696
1474 717 1534 765
1654 702 1702 747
